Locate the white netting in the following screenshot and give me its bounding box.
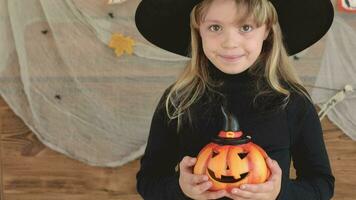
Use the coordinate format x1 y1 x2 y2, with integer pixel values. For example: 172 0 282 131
0 0 355 167
0 0 187 167
311 16 356 140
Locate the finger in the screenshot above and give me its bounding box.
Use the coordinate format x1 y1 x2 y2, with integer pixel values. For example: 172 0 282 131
203 190 228 199
192 181 212 194
191 174 209 184
179 156 196 174
266 157 282 181
231 188 254 199
239 182 273 193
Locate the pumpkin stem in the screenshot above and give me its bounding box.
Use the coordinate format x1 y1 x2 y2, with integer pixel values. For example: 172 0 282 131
221 106 240 132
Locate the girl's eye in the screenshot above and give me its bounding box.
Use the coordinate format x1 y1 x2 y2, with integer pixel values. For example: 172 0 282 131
208 25 222 32
240 25 253 33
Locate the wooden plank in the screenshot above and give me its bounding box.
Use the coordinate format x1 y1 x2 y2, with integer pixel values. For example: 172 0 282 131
0 96 142 200
323 125 356 200
0 96 6 200
4 194 142 200
0 136 3 200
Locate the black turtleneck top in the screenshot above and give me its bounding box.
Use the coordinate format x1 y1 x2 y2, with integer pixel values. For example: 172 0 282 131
136 63 335 200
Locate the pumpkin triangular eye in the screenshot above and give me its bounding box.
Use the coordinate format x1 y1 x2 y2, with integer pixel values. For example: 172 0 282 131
238 152 248 159
212 150 219 158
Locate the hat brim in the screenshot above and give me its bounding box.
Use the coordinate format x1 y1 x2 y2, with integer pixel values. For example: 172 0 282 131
135 0 334 57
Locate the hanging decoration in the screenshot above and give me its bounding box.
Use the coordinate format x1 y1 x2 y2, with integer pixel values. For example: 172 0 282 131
337 0 356 13
108 33 135 57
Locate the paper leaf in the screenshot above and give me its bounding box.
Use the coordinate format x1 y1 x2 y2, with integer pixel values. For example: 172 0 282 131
108 33 135 57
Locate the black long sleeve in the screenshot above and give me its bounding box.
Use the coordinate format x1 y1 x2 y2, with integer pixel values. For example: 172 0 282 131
136 91 190 199
277 93 335 200
136 66 334 200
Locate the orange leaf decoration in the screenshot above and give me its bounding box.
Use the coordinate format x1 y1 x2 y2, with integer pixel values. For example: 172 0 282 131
109 33 135 57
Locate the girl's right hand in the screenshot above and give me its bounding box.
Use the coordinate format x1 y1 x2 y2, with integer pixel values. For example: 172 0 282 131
179 156 228 200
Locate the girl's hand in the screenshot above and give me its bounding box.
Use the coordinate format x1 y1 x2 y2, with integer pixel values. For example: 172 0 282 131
226 157 282 200
179 156 229 200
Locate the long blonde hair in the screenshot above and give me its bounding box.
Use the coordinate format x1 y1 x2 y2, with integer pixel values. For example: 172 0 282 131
165 0 309 130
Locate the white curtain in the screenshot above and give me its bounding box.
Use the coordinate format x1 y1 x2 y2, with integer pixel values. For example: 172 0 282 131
311 16 356 140
0 0 187 167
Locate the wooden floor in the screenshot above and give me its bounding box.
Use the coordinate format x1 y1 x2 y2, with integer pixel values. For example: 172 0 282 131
0 96 141 200
0 96 355 200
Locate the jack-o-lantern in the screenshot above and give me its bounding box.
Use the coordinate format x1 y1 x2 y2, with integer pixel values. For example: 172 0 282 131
193 106 270 191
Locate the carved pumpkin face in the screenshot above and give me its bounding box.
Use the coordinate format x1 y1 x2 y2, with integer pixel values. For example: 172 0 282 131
193 107 270 191
193 138 270 191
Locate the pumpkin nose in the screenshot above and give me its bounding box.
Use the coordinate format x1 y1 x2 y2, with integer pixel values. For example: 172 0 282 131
226 166 230 170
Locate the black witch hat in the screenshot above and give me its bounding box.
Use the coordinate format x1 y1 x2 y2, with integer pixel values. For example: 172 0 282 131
212 106 251 145
135 0 334 56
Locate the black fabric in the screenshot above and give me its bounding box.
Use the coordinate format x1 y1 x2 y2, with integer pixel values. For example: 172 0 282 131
136 64 335 200
135 0 334 56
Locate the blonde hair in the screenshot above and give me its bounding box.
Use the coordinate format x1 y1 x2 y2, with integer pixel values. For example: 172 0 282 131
165 0 309 130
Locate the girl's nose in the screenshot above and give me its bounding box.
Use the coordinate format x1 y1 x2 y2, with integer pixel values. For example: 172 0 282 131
221 30 241 49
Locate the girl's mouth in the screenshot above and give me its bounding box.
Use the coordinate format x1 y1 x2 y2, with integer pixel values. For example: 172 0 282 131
219 54 245 63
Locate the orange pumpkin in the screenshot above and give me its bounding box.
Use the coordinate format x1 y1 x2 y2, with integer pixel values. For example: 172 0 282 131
193 106 270 191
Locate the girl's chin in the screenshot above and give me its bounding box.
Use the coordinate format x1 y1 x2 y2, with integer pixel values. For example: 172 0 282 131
215 63 250 74
217 67 248 75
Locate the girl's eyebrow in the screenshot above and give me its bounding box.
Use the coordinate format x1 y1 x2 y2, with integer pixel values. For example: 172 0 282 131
203 19 222 23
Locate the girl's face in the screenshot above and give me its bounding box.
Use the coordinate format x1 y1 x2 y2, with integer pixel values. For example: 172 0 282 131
199 0 269 74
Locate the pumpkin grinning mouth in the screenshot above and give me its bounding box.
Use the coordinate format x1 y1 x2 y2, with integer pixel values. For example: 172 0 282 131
207 168 249 183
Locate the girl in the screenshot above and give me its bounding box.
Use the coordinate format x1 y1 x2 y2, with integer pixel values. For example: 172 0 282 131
135 0 335 199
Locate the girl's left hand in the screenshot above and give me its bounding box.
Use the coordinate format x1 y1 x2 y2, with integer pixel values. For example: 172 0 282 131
226 157 282 200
